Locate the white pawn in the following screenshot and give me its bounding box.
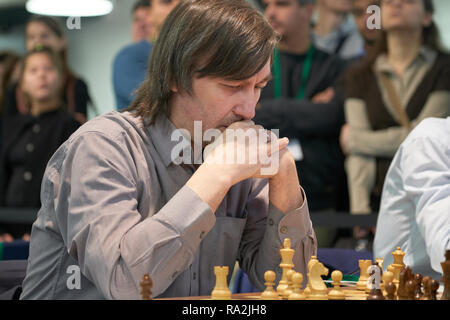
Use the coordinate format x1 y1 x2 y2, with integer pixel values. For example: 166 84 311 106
260 271 281 300
328 270 346 300
288 272 306 300
282 270 295 299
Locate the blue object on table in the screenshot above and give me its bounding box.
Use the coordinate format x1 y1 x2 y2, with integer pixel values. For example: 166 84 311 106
232 248 374 293
0 240 30 260
0 259 27 300
318 248 373 275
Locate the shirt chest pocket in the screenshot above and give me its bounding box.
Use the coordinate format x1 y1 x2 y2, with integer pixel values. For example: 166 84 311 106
201 216 247 269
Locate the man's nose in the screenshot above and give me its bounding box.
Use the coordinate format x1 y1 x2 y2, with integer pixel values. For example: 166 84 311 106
233 92 257 120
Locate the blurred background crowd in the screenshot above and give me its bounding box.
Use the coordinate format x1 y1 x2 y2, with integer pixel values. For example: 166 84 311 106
0 0 449 253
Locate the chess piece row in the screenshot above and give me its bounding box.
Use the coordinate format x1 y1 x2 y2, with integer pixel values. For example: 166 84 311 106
356 247 450 300
261 238 344 300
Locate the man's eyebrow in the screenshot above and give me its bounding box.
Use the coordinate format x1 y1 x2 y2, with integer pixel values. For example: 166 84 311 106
258 74 273 83
225 73 273 84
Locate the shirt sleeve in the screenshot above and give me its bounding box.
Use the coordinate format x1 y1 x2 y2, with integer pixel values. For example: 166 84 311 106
238 179 317 289
55 131 216 299
401 135 450 274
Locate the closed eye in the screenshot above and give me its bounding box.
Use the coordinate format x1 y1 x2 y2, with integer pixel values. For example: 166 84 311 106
224 84 242 90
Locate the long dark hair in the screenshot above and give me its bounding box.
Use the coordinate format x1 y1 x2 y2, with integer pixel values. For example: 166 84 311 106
0 51 21 114
128 0 278 124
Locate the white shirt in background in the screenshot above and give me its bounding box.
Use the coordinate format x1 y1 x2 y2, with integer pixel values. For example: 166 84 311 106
374 117 450 280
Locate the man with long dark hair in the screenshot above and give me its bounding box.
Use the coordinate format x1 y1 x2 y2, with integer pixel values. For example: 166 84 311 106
21 0 317 300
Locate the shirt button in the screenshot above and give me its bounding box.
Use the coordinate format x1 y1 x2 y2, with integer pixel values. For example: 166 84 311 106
23 171 33 181
268 218 274 226
172 272 178 279
280 226 288 234
25 143 34 153
199 231 205 239
32 124 41 133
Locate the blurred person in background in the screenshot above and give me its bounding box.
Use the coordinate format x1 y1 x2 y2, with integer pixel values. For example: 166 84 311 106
132 0 153 43
352 0 381 56
0 47 80 242
0 51 22 153
3 15 92 125
340 0 450 251
312 0 365 60
254 0 349 247
113 0 180 110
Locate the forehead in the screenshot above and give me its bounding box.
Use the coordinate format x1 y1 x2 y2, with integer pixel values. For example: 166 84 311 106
26 53 51 64
226 58 272 83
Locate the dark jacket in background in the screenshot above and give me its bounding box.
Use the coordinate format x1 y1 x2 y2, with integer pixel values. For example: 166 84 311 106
0 109 80 236
254 47 349 212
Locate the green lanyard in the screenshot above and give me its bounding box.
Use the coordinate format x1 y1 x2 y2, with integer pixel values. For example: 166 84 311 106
273 45 315 100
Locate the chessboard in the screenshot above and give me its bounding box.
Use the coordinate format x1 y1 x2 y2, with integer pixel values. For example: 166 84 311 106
156 287 370 300
144 240 449 301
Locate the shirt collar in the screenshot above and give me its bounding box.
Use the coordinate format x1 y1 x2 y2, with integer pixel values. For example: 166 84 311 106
374 46 437 74
147 115 203 168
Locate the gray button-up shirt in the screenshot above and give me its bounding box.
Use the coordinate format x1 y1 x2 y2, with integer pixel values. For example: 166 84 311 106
20 111 317 300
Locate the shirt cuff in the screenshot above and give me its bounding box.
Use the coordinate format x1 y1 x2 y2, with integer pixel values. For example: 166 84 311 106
268 187 314 247
152 185 216 254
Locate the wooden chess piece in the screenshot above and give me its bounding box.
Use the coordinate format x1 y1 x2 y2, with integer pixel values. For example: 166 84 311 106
288 272 306 300
306 259 329 300
421 276 432 300
140 273 153 300
385 281 397 300
260 270 281 300
367 287 386 300
328 270 346 300
441 250 450 300
282 270 295 299
211 266 231 300
414 273 423 300
397 266 412 300
276 238 295 295
376 258 384 273
367 262 385 300
382 270 394 297
366 261 382 293
390 247 405 287
406 279 416 300
430 279 439 300
303 255 318 297
356 260 372 291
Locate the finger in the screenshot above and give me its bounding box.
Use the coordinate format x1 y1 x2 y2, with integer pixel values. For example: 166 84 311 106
265 137 289 156
277 137 289 150
228 120 254 129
